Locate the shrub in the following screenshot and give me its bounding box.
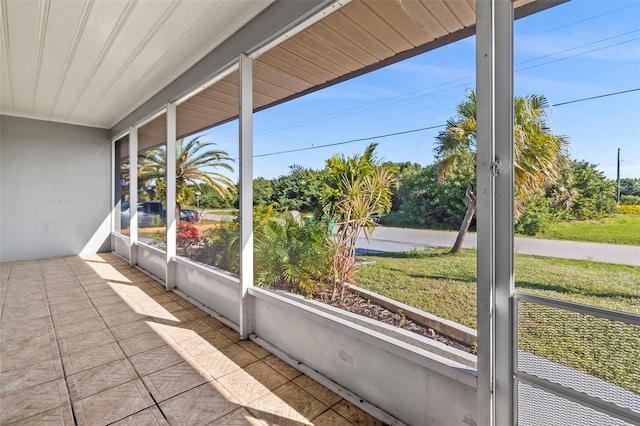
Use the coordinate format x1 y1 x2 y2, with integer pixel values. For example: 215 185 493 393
254 219 331 295
177 222 199 249
515 195 552 236
387 162 471 230
194 224 239 273
150 214 163 227
620 195 640 206
617 205 640 215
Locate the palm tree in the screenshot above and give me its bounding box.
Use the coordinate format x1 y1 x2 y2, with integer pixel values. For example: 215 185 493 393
322 143 398 299
138 136 236 215
435 90 569 253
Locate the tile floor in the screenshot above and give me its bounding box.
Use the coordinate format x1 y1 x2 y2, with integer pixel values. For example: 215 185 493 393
0 253 383 425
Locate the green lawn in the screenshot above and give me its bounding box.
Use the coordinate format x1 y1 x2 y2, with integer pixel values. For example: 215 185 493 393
532 214 640 246
354 249 640 393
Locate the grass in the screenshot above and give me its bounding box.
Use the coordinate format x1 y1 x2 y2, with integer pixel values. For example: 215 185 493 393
533 214 640 246
354 249 640 393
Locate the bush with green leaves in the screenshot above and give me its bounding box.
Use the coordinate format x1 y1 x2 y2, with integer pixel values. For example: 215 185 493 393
269 165 325 213
150 214 163 228
384 162 471 230
620 195 640 206
254 218 331 295
548 160 616 220
620 178 640 197
192 204 332 295
193 224 239 273
515 195 552 236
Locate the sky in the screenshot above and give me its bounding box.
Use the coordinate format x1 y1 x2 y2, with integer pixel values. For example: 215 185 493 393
200 0 640 181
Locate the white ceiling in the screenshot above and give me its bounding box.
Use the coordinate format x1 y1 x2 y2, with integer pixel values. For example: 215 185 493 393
0 0 273 129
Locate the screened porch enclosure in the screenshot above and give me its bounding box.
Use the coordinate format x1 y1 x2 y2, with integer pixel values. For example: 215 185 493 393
1 1 639 425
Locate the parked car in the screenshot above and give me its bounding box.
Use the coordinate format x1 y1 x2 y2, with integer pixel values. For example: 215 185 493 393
180 209 200 222
121 201 165 228
180 209 195 222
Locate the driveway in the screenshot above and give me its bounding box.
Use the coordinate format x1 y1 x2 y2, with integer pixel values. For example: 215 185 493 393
357 226 640 267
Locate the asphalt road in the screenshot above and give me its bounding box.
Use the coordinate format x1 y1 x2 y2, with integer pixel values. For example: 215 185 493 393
356 226 640 267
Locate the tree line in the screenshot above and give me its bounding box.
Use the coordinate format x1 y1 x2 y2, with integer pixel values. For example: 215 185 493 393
130 91 638 252
195 91 637 250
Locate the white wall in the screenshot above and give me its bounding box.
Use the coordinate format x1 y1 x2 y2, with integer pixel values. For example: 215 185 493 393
251 288 477 426
0 115 112 262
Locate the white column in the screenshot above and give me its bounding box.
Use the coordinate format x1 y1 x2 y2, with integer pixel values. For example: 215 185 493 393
239 53 255 339
129 127 139 266
476 1 515 425
494 1 515 424
166 103 177 290
111 140 120 234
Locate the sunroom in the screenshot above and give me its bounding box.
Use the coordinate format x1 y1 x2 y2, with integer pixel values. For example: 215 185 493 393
1 0 639 425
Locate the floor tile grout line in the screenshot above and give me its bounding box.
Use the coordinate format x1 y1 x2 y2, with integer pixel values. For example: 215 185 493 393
65 256 161 422
96 256 236 421
103 405 161 425
40 259 80 426
41 254 357 425
61 255 157 424
72 254 174 424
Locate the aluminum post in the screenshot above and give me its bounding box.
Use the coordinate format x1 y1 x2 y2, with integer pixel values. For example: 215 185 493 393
239 53 255 339
129 127 139 266
166 103 177 289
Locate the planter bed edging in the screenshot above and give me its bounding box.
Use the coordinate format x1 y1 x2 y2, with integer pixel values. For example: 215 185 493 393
349 284 477 346
270 289 477 369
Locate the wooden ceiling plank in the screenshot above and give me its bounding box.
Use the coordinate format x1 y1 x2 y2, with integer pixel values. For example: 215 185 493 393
177 108 230 124
262 45 339 83
322 8 395 59
347 1 413 52
285 29 364 69
254 61 311 92
364 0 432 47
420 0 463 33
253 92 278 108
279 38 352 76
186 87 238 105
253 76 298 100
456 0 477 25
208 79 239 99
178 104 234 122
195 88 238 107
179 98 237 118
305 21 378 65
258 50 325 86
395 1 447 39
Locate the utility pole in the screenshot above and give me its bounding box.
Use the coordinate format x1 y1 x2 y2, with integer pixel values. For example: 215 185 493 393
616 148 621 204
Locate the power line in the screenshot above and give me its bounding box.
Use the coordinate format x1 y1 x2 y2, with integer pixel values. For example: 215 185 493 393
253 124 447 158
551 88 640 107
516 37 640 72
252 88 640 159
255 5 639 137
516 3 640 42
254 32 639 138
516 29 640 65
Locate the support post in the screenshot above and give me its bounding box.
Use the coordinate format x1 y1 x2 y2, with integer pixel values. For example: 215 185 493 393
239 53 255 339
476 0 515 425
166 103 177 289
494 1 515 424
129 127 139 266
616 148 621 204
112 140 121 234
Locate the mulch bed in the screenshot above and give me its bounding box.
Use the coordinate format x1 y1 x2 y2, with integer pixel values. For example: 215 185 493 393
313 285 475 354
